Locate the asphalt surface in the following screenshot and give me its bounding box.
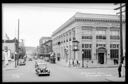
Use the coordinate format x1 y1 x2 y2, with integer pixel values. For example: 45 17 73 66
2 60 125 82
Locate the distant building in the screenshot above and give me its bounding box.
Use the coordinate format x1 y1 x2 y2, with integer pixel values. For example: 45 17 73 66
2 34 26 59
2 38 18 59
38 37 52 58
44 40 53 54
39 37 51 46
52 12 125 66
39 37 51 54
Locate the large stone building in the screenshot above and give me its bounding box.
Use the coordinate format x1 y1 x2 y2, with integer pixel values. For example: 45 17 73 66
52 12 125 66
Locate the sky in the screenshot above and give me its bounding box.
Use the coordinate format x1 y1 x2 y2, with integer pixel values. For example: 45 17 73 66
2 3 121 47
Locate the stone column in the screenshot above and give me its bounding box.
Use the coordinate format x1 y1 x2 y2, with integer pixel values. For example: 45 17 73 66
106 27 111 64
75 25 82 66
92 27 96 63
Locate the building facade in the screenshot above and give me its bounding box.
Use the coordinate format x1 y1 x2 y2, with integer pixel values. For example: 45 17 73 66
44 40 53 54
39 37 51 46
52 12 125 66
2 38 19 59
39 37 52 56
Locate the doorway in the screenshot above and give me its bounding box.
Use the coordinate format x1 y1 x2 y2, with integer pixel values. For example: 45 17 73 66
98 53 104 64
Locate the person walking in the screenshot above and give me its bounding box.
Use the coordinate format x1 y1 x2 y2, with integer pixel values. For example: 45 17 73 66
2 50 5 66
118 63 122 77
4 48 9 66
7 49 11 62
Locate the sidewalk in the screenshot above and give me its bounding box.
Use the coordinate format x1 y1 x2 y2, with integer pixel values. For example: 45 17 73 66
105 76 125 82
57 60 125 68
57 60 125 82
3 61 19 71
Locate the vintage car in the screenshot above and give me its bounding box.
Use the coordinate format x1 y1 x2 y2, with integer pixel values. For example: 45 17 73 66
35 61 50 76
19 58 26 66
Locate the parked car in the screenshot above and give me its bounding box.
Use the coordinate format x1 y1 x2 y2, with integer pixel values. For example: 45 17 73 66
35 61 50 76
28 58 32 61
19 59 26 66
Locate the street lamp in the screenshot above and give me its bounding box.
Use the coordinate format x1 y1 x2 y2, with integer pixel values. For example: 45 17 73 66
82 51 84 68
72 40 79 66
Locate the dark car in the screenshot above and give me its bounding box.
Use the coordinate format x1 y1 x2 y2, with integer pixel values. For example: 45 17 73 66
19 59 26 66
28 58 32 61
35 62 50 76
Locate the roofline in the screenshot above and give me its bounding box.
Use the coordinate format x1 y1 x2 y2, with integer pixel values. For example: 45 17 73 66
52 12 125 37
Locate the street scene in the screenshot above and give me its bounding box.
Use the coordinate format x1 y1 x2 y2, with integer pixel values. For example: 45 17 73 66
2 3 126 82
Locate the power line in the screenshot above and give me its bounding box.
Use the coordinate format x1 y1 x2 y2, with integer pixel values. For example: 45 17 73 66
114 4 126 10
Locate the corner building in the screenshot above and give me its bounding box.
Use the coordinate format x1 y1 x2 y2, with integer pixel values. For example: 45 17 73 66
52 12 125 66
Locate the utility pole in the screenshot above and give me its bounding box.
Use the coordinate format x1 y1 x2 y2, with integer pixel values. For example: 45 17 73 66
114 3 125 64
15 19 20 68
18 18 20 66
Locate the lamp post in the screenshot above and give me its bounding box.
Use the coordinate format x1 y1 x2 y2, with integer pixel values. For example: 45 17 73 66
82 51 84 68
58 42 61 61
72 40 79 66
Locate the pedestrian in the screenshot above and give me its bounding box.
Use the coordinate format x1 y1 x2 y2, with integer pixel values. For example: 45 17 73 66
118 63 122 78
2 50 5 66
7 49 11 62
4 48 9 66
15 50 19 66
72 60 74 66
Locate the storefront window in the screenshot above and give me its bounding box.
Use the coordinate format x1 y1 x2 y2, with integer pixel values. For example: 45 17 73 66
82 49 91 60
110 49 119 59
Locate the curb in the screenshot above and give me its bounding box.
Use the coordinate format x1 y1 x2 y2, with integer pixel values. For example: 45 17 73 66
105 76 125 82
57 61 119 69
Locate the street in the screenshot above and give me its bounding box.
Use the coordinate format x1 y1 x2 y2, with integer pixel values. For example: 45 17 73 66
2 59 125 82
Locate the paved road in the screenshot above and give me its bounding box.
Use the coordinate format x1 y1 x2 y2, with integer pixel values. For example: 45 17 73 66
2 60 125 82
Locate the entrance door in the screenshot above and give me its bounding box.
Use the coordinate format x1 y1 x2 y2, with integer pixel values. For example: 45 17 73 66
98 53 104 64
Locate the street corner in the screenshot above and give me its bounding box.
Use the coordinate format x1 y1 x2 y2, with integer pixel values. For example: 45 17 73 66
80 71 114 78
105 76 125 82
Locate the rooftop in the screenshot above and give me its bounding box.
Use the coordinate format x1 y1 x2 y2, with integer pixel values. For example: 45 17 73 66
52 12 125 37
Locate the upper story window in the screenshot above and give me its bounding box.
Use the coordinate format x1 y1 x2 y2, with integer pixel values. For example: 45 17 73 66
96 30 106 40
82 28 92 40
72 28 75 37
110 44 119 49
82 44 92 48
82 36 92 39
110 30 120 40
96 44 106 47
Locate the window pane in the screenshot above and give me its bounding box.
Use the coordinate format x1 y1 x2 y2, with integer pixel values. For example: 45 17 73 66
82 44 84 48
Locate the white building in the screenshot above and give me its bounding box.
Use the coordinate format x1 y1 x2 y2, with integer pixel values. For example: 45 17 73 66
52 12 125 66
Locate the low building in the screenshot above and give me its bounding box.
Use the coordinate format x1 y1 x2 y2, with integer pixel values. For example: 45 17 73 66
2 38 18 59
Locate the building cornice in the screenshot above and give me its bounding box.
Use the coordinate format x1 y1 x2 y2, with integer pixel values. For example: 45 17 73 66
52 12 125 37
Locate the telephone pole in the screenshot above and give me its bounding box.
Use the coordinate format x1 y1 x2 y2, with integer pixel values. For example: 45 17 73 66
15 19 20 68
114 3 125 64
17 18 20 66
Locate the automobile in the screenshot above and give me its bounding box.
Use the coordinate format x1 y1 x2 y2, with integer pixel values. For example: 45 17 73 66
19 59 26 66
28 58 32 61
35 61 50 76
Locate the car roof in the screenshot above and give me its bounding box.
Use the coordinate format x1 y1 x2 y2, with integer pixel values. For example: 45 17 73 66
37 62 47 65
